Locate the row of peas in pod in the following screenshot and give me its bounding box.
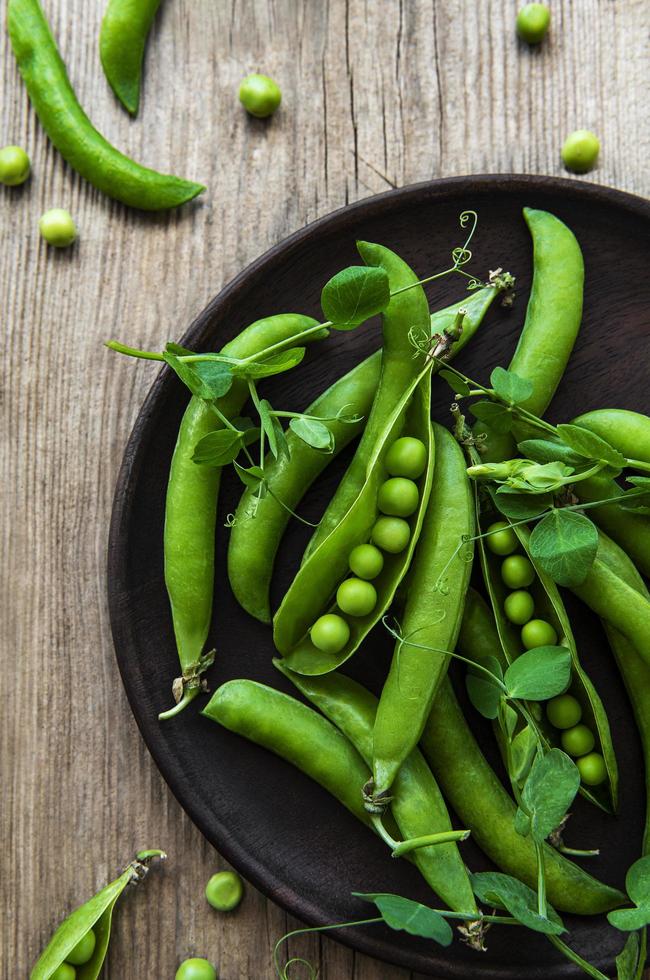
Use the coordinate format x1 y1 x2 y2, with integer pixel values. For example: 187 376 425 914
309 437 427 655
485 521 607 787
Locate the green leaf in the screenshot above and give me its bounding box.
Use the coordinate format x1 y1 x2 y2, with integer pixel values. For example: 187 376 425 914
557 423 626 469
506 461 575 493
163 352 216 400
519 749 580 843
490 367 534 406
620 478 650 514
192 429 243 466
627 476 650 489
470 400 513 434
616 931 642 980
165 341 196 356
504 646 572 701
439 369 471 397
528 510 599 587
608 856 650 932
321 266 391 330
492 490 553 520
518 439 586 468
233 462 266 491
232 347 306 379
257 399 289 461
466 672 502 720
289 417 335 452
191 360 235 398
470 872 565 935
510 725 538 783
499 701 519 741
352 893 453 946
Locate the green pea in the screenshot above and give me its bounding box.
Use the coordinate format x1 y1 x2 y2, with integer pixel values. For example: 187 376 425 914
371 516 411 554
349 543 384 580
521 618 558 649
205 870 243 912
377 477 419 517
504 590 535 625
175 958 217 980
336 578 377 617
385 436 427 479
485 521 518 556
577 752 607 787
546 694 582 730
561 130 600 174
501 554 535 589
0 144 30 185
310 614 350 654
238 74 282 118
561 724 596 758
516 3 550 44
65 929 96 966
39 208 77 247
51 965 76 980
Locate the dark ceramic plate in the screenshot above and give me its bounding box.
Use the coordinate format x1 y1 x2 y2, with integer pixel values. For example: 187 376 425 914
108 175 650 978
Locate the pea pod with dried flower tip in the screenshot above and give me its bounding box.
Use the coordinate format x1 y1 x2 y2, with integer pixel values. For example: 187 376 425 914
100 0 162 115
369 423 474 803
8 0 204 210
228 285 501 624
162 314 324 719
274 661 479 916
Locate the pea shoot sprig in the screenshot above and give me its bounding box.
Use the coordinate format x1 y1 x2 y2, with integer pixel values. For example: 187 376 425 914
108 211 509 525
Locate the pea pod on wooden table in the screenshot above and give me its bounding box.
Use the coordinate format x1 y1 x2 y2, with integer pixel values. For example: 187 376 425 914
275 662 479 917
100 0 162 115
476 507 618 811
228 286 501 624
477 207 584 462
370 423 474 803
30 850 165 979
8 0 204 210
162 314 324 718
421 677 624 915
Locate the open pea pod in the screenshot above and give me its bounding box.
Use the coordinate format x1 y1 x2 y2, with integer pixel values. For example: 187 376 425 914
475 495 617 813
275 370 434 674
30 850 165 980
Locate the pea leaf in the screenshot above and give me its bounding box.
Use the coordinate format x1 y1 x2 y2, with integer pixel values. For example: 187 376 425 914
321 266 390 330
233 462 266 492
504 461 574 493
620 478 650 514
192 429 244 466
499 701 519 741
352 893 453 946
627 476 650 489
165 341 196 356
492 490 553 520
504 646 571 701
608 856 650 932
466 672 502 720
490 367 533 406
616 931 642 980
191 359 235 398
439 369 471 397
289 417 335 452
232 347 306 379
470 400 513 434
471 872 565 935
258 399 289 461
509 725 538 784
557 423 626 469
517 439 586 468
517 749 580 843
163 352 218 401
528 510 599 587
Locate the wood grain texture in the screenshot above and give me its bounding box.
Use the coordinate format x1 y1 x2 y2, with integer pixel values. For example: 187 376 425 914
1 1 648 978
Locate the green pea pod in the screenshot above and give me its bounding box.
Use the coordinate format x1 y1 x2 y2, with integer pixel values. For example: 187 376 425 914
570 531 650 668
228 285 499 624
302 241 432 558
478 207 584 461
421 678 624 915
572 409 650 466
162 314 323 719
371 423 474 799
100 0 162 115
274 661 478 916
274 369 434 673
8 0 204 210
573 471 650 578
30 850 165 980
595 534 650 853
202 679 372 827
475 503 618 812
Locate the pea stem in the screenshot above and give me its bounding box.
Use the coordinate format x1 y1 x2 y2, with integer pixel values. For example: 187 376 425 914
557 845 600 858
546 935 610 980
626 458 650 474
158 686 199 720
391 829 471 858
535 840 547 917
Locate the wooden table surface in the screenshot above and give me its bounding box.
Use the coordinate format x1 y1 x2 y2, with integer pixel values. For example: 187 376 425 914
2 1 649 977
